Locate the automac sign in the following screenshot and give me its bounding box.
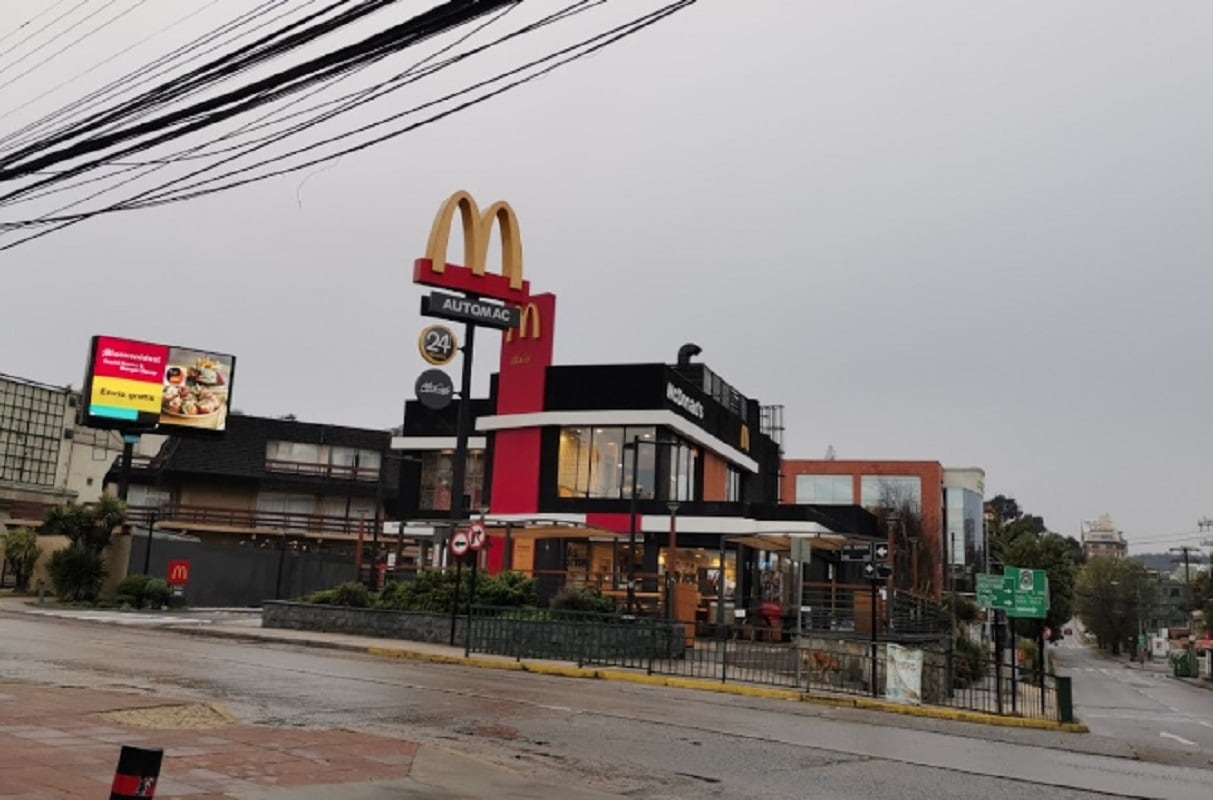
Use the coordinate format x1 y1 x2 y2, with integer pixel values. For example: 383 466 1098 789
422 290 520 329
666 382 704 420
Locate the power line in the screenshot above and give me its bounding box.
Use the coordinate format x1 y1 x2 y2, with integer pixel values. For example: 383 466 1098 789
0 0 74 51
0 0 122 81
1 1 527 214
0 0 699 248
0 0 91 65
0 0 152 98
0 0 301 155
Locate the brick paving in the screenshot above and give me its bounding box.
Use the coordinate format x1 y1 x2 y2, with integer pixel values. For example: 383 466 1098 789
0 682 417 799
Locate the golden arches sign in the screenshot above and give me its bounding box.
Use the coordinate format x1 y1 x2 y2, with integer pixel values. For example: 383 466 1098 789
506 302 541 342
424 190 524 291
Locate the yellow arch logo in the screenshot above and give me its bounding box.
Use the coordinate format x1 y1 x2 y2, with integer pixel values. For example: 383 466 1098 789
425 190 524 291
506 302 541 342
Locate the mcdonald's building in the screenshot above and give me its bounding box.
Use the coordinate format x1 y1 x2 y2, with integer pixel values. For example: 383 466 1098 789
394 191 885 628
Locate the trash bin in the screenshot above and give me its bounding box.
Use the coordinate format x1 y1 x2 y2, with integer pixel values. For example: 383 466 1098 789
1172 651 1194 678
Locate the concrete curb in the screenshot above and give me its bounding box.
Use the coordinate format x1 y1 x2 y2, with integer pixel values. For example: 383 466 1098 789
364 644 1089 733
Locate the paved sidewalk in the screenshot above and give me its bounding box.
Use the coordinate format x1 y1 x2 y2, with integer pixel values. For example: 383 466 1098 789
0 679 623 800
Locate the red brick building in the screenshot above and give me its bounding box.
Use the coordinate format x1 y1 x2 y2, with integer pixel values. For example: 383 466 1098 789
781 460 945 598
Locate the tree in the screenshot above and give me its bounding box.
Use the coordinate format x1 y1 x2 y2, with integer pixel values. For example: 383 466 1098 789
1 527 42 592
1001 531 1080 634
870 481 936 596
41 495 126 555
1076 557 1156 655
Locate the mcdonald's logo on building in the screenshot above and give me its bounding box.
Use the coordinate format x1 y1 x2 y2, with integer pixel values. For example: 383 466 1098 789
167 560 190 586
506 302 542 342
413 190 530 303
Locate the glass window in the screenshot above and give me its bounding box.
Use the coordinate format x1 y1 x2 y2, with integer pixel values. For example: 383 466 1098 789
588 427 624 498
558 428 591 497
622 427 656 499
726 467 741 502
795 475 853 504
419 450 484 512
860 476 922 511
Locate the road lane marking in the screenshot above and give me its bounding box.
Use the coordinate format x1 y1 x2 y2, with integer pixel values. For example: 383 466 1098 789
1199 721 1213 729
1160 731 1198 747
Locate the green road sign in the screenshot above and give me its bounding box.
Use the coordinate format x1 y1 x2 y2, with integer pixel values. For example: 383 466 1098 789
976 573 1014 610
975 567 1050 619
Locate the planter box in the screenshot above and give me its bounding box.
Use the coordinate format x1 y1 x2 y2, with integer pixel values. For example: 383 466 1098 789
262 601 465 646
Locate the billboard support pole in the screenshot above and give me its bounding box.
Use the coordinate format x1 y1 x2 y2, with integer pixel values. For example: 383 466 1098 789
117 435 139 501
450 320 477 526
141 509 157 575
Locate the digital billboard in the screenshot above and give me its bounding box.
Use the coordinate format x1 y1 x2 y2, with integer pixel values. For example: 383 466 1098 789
82 336 236 434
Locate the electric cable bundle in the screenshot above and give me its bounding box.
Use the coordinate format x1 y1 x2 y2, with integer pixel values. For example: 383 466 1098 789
0 0 697 251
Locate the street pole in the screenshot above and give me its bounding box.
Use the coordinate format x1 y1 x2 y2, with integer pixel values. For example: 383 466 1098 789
870 578 878 698
627 436 640 615
141 509 157 575
117 435 138 501
450 320 477 527
449 556 463 647
667 501 680 623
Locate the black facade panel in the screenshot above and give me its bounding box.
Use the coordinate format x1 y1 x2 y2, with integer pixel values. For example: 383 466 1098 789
544 364 669 412
401 399 496 437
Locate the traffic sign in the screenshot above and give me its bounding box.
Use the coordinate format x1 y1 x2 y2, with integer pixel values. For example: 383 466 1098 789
872 543 890 563
975 568 1050 618
467 522 487 551
841 544 873 562
449 530 470 557
863 562 893 581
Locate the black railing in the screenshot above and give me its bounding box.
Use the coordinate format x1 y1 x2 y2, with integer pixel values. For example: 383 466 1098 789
466 605 1061 720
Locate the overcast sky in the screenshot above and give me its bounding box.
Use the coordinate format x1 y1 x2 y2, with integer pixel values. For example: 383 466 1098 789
2 1 1211 554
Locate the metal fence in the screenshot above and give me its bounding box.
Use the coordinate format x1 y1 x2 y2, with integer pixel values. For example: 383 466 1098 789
466 605 1063 722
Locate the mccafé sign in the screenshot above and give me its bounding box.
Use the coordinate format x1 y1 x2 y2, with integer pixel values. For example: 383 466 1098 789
414 190 530 303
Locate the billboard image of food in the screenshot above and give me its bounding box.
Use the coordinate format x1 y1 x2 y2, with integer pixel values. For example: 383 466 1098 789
159 347 235 431
83 336 236 435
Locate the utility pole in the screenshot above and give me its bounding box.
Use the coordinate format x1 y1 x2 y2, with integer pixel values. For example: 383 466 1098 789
1171 546 1198 631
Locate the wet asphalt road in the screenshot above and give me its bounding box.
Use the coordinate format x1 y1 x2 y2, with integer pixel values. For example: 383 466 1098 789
1055 631 1213 765
1 611 1210 800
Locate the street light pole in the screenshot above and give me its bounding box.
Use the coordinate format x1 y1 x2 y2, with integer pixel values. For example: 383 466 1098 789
627 436 640 615
667 501 680 623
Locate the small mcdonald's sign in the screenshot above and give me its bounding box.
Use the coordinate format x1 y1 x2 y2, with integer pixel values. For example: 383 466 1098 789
167 560 190 586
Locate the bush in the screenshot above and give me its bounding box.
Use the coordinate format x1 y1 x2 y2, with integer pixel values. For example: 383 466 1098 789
144 578 171 609
1 527 42 592
48 546 106 602
370 570 537 614
302 588 339 605
475 572 537 609
953 635 988 689
332 581 371 608
117 574 153 608
302 582 370 608
549 586 616 615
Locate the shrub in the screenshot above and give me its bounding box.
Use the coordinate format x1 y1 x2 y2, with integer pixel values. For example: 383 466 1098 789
369 571 538 614
549 586 616 615
475 571 537 609
48 546 106 602
332 581 371 608
952 635 989 689
1 527 42 592
117 574 153 608
144 578 171 609
302 582 371 607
